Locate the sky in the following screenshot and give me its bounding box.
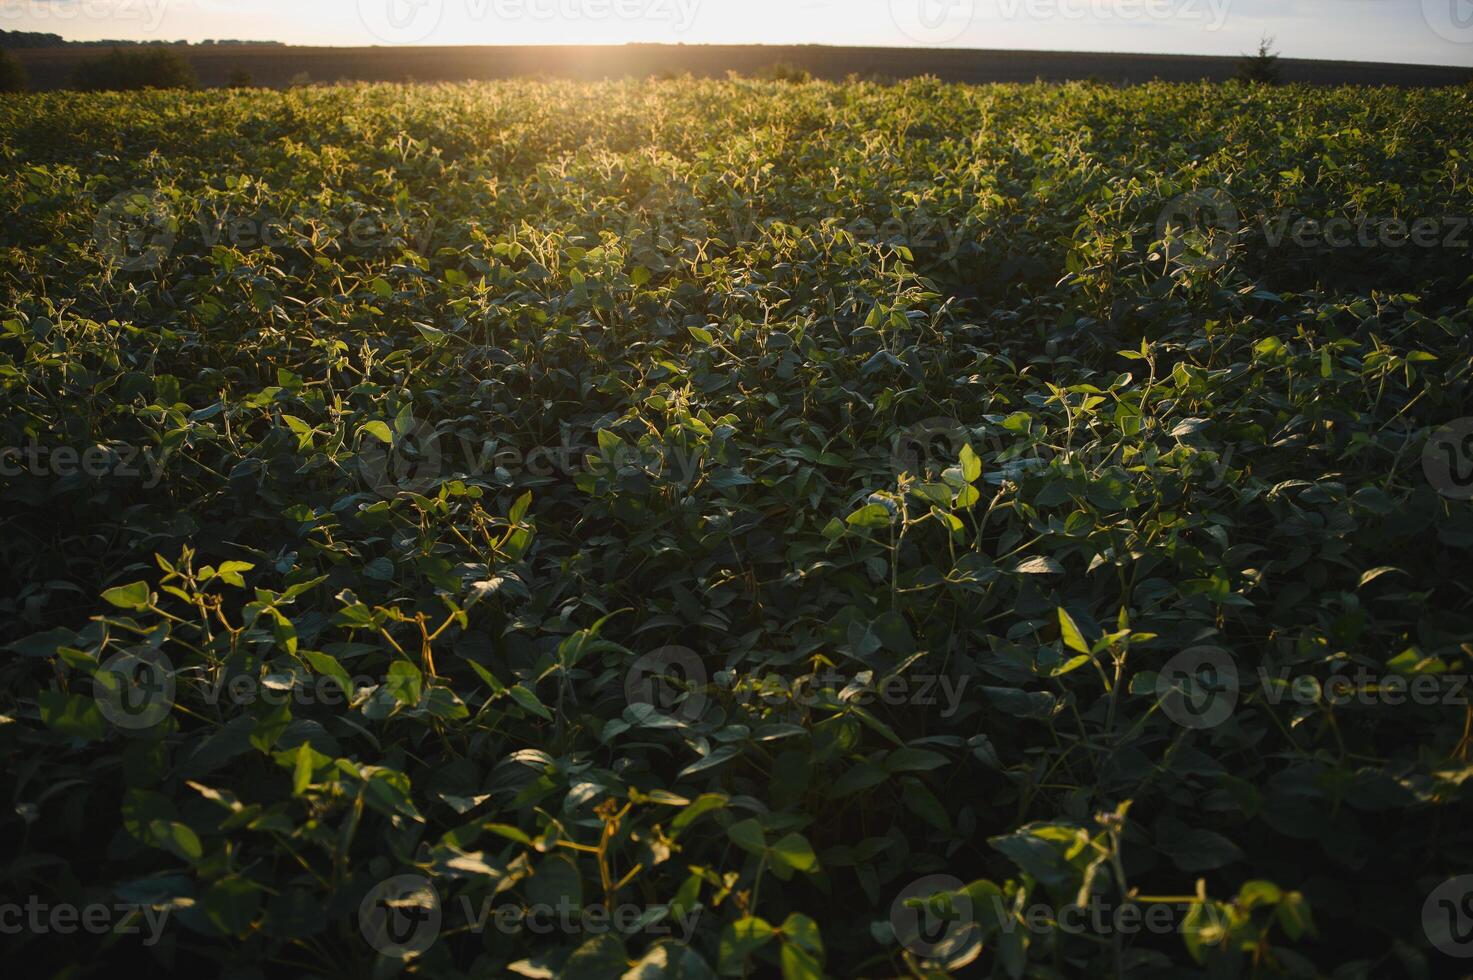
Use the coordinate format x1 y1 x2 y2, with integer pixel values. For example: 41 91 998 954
1 0 1470 66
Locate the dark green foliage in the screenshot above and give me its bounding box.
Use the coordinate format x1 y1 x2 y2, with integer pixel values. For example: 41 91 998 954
0 78 1471 978
227 68 254 89
70 46 196 92
0 48 27 93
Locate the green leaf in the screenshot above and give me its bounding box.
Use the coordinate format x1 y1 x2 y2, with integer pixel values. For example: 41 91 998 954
769 833 818 873
507 683 552 721
845 503 894 528
201 877 261 937
780 942 823 980
719 917 776 974
959 442 982 483
386 660 423 706
1014 556 1063 575
1275 891 1315 940
151 819 204 862
102 581 151 611
727 817 766 855
671 793 728 834
37 692 106 741
884 747 949 772
359 420 393 445
1057 607 1090 654
677 746 738 779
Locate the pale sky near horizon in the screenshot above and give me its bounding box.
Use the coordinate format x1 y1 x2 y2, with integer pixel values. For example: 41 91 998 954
1 0 1470 66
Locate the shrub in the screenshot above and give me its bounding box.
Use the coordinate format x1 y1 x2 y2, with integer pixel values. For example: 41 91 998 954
0 48 27 93
227 68 254 88
71 46 195 92
1236 34 1283 85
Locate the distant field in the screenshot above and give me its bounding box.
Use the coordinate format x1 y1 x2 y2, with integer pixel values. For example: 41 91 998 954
9 42 1472 90
3 76 1473 977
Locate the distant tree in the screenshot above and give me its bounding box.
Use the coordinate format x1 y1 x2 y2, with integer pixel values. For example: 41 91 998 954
0 29 66 48
1236 35 1283 85
71 47 196 91
228 68 254 88
0 48 27 93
